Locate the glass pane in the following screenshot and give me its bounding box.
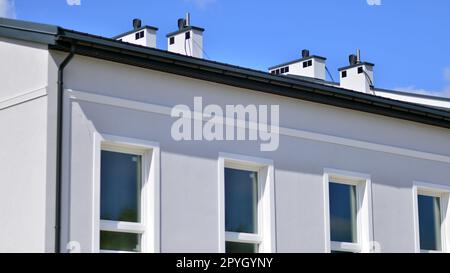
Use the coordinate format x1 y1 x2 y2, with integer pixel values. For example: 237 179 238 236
225 241 258 253
329 182 357 243
101 150 141 222
418 195 442 251
225 168 258 234
100 231 141 252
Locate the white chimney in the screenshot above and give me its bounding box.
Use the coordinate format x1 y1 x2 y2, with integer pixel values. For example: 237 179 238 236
339 51 375 93
167 13 205 58
268 49 327 80
114 19 158 48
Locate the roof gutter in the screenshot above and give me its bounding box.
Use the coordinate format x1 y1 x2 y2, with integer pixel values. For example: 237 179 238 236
55 42 76 253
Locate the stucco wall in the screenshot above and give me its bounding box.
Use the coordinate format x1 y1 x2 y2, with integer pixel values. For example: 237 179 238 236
0 97 49 252
0 38 48 101
0 38 54 253
60 54 450 253
0 38 57 252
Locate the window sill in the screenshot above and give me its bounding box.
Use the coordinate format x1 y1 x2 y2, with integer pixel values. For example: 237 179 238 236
330 241 361 253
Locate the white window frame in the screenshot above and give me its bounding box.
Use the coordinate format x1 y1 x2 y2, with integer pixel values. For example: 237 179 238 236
412 181 450 253
95 134 160 253
218 153 276 253
323 168 373 253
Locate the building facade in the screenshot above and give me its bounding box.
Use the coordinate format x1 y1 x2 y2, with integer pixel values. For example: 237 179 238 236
1 17 450 253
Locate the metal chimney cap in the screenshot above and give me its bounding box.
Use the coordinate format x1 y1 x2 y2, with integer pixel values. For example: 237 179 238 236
349 54 358 66
177 18 187 31
301 49 310 59
133 18 142 30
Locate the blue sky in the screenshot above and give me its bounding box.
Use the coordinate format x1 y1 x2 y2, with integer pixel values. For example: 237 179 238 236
1 0 450 96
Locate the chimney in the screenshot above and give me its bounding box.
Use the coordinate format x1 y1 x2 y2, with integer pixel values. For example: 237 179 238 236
114 18 158 48
338 50 374 93
268 49 327 80
167 13 205 58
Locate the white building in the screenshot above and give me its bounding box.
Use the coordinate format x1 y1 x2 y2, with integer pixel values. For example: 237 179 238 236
1 16 450 253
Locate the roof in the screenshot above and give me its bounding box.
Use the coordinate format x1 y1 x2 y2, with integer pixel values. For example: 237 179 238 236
268 55 327 70
374 87 450 103
1 17 449 130
166 26 205 37
112 25 159 39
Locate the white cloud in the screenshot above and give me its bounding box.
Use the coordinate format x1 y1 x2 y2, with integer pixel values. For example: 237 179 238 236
367 0 382 6
444 67 450 82
67 0 81 6
0 0 16 18
185 0 216 9
444 86 450 96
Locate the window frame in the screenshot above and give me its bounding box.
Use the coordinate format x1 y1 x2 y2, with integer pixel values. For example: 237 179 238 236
323 168 374 253
412 181 450 253
95 134 160 253
218 153 276 253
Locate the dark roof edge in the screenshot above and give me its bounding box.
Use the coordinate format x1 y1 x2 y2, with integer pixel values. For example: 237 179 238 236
0 17 60 45
166 26 205 37
268 55 327 70
51 29 450 130
338 62 375 71
375 88 450 102
112 25 159 39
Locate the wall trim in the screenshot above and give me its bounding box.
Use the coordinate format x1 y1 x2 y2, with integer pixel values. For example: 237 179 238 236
0 86 47 110
66 88 450 165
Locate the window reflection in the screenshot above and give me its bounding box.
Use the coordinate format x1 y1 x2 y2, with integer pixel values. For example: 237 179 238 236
329 182 357 243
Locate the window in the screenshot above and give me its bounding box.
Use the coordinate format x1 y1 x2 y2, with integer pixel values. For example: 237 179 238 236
135 31 144 40
185 31 191 40
413 182 450 253
341 71 347 78
219 153 275 253
225 168 258 253
329 182 357 243
100 150 142 252
98 136 160 253
169 36 175 45
303 60 313 68
324 169 373 253
358 67 364 74
418 195 441 251
274 66 289 75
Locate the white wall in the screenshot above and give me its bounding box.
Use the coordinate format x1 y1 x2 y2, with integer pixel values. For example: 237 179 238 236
0 97 49 252
340 65 374 93
117 28 157 48
59 54 450 253
168 29 203 58
0 38 48 101
0 38 54 253
288 59 326 80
